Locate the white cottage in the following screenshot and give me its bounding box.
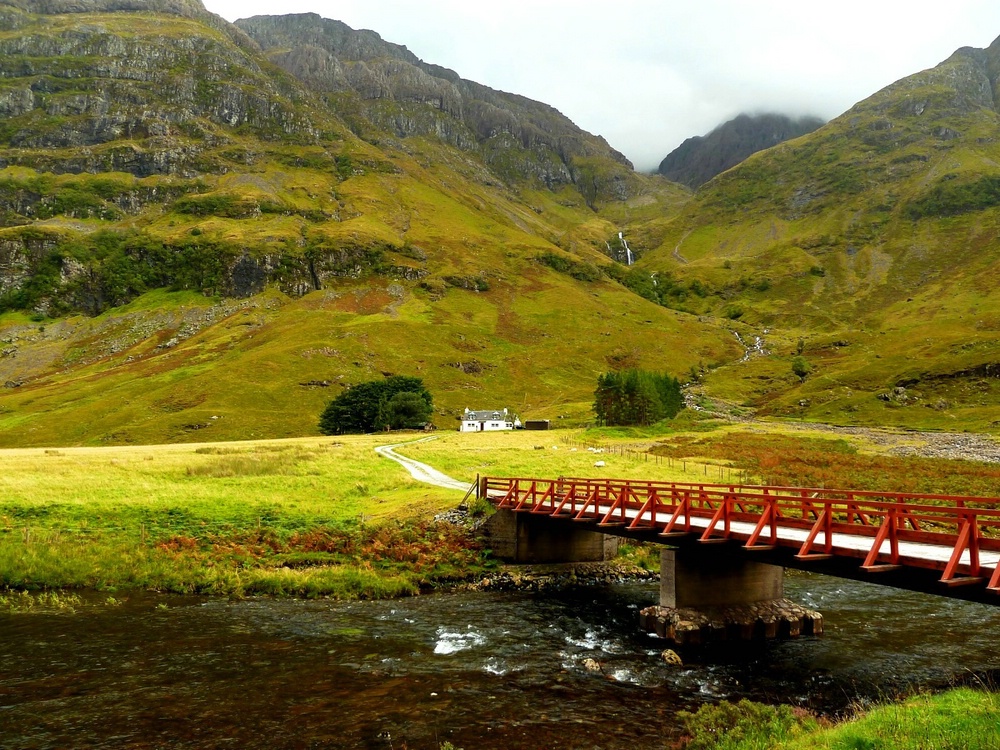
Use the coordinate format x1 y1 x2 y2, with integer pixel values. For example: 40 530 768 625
459 408 520 432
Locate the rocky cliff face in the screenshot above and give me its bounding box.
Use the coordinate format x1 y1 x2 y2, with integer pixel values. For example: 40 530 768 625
0 3 671 319
0 1 326 177
658 113 825 189
235 13 637 199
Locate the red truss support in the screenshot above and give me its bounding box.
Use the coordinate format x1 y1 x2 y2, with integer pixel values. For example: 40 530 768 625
941 516 985 586
862 508 901 572
480 475 1000 597
796 509 834 560
745 494 779 550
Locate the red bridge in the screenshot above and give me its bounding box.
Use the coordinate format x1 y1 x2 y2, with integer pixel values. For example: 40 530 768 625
481 476 1000 606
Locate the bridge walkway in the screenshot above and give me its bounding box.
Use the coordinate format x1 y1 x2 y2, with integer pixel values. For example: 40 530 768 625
482 476 1000 597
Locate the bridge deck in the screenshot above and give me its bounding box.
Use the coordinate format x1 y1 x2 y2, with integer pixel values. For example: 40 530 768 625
482 476 1000 599
586 503 1000 569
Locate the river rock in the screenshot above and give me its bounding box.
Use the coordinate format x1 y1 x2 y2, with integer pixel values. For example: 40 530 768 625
461 561 656 593
640 598 823 646
660 649 683 666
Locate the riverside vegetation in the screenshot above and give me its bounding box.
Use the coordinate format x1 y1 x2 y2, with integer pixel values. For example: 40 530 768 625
675 689 1000 750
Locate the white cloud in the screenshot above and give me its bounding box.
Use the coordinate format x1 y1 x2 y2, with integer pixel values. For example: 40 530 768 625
204 0 1000 171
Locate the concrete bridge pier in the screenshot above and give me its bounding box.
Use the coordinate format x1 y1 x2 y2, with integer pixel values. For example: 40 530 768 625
641 548 824 645
480 509 821 645
480 508 618 563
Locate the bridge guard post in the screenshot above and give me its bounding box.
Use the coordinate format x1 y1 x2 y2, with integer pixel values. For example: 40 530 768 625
643 548 823 645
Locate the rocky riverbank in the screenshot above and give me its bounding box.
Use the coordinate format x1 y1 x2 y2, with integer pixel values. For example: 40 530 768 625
459 561 658 593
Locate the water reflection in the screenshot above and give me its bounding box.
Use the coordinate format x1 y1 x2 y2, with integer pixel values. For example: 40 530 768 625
2 573 998 749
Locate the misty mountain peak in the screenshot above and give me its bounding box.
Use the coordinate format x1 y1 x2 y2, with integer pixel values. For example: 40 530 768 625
657 112 825 189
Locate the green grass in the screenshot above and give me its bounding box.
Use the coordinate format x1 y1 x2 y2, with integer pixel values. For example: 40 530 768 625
0 434 489 597
678 690 1000 750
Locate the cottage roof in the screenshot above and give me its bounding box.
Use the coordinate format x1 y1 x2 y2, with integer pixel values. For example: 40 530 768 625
462 408 509 421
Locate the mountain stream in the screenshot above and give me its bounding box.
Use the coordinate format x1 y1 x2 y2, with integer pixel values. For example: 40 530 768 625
2 573 999 749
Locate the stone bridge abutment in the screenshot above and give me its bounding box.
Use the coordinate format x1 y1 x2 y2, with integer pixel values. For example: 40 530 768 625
480 508 822 644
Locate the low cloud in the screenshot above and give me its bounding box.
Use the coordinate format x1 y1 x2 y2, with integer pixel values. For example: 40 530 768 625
206 0 1000 171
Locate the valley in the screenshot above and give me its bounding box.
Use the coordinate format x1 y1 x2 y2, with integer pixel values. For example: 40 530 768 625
2 2 1000 748
1 2 997 445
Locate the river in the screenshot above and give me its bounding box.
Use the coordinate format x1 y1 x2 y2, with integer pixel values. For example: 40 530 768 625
2 573 999 749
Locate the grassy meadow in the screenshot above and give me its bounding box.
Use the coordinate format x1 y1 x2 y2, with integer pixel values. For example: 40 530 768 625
0 426 741 602
0 433 488 599
4 422 999 603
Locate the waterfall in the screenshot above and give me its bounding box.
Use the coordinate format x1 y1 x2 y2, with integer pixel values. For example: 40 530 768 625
618 232 634 266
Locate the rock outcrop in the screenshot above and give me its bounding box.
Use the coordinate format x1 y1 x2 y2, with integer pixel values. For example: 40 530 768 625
0 1 322 176
236 13 638 199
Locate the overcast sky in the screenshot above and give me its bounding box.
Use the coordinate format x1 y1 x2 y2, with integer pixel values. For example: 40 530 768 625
203 1 1000 172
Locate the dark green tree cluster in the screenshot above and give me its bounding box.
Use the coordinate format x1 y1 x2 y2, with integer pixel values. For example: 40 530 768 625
593 369 683 426
319 376 433 434
535 251 601 282
0 228 241 316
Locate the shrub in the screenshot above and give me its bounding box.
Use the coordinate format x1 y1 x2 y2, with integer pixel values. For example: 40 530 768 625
905 174 1000 219
677 699 818 749
536 252 601 282
791 356 811 381
319 376 433 434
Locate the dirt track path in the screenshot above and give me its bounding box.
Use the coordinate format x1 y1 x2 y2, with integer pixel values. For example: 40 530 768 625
375 437 472 491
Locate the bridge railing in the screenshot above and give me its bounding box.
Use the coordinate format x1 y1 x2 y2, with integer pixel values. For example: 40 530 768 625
482 476 1000 592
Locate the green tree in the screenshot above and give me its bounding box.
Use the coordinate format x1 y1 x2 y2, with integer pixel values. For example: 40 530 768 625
319 376 433 434
593 368 683 426
383 391 433 430
791 356 811 381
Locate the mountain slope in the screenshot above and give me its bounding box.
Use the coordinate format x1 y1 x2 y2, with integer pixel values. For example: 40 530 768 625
657 113 825 189
0 0 731 446
639 38 1000 430
234 13 640 206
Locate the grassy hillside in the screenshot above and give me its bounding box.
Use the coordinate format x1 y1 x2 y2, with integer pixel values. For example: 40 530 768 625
0 2 730 447
637 40 1000 431
3 2 1000 443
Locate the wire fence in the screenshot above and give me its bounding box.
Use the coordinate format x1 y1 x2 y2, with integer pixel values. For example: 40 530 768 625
558 437 764 485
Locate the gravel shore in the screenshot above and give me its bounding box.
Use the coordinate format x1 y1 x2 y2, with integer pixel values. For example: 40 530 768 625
773 422 1000 463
